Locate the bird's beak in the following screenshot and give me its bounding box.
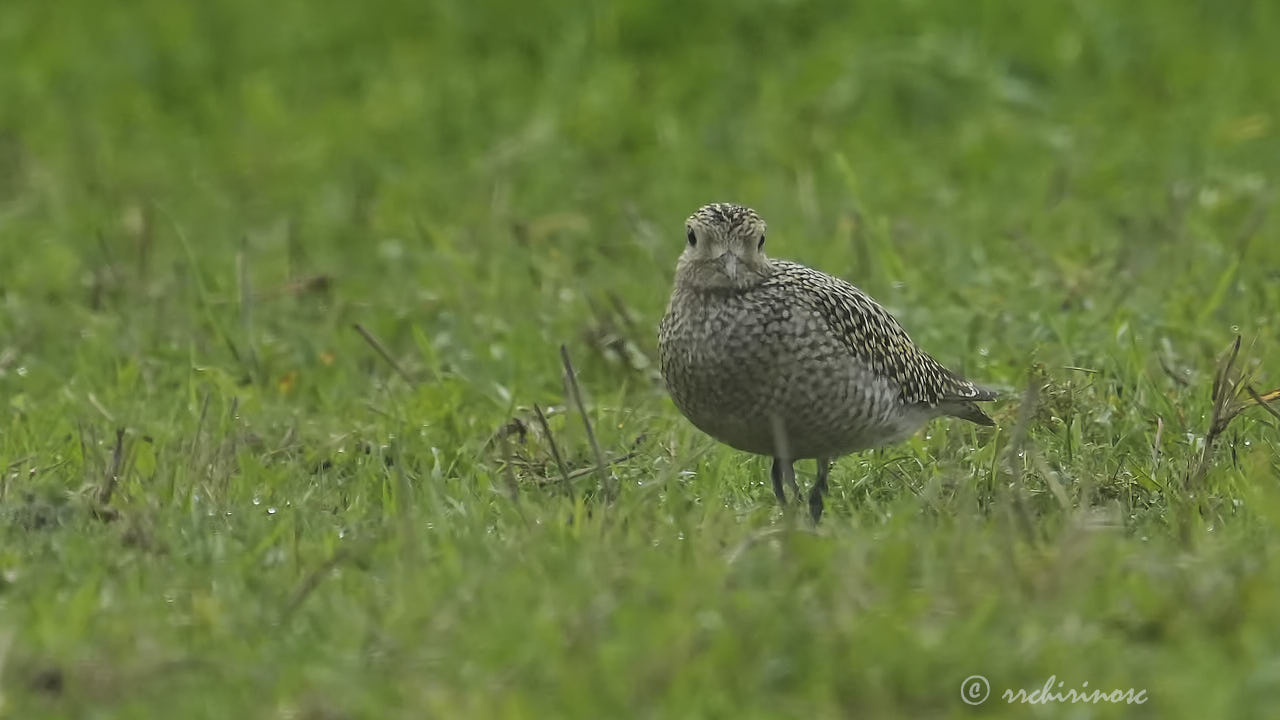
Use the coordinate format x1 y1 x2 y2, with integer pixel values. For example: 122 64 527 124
720 253 740 281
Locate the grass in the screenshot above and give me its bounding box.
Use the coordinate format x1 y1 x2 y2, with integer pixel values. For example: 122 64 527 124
2 0 1279 716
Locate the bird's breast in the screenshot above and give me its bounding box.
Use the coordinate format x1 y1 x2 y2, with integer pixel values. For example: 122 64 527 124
659 290 920 458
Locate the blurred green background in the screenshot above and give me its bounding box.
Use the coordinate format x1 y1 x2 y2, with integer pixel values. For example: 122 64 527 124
2 0 1278 717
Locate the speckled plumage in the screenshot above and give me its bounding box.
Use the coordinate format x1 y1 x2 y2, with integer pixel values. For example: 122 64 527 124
658 202 996 519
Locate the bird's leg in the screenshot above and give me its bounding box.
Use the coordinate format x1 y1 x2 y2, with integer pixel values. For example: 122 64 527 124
808 457 832 522
768 414 798 503
785 464 799 499
770 457 790 504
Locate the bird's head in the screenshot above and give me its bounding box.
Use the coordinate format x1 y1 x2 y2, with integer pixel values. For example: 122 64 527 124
675 203 772 291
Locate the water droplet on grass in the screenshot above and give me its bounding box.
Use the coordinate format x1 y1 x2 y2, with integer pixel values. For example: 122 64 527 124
379 239 404 260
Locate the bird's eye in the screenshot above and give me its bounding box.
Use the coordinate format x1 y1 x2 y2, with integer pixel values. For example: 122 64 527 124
758 234 766 250
686 227 697 247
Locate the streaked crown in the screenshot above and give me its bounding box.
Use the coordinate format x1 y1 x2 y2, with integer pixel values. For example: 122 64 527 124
688 202 765 234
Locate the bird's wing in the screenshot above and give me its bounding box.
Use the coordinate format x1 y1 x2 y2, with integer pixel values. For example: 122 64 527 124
767 261 992 406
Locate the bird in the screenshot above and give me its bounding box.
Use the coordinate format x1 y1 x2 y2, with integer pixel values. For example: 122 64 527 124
658 202 996 521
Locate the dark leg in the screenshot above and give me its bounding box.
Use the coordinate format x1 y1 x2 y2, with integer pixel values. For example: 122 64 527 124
808 457 832 522
768 414 798 505
770 457 789 504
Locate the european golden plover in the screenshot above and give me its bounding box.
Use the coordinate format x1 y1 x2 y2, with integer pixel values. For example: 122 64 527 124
658 202 996 520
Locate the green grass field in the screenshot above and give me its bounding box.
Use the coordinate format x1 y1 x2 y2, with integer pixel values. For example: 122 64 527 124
2 0 1279 717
